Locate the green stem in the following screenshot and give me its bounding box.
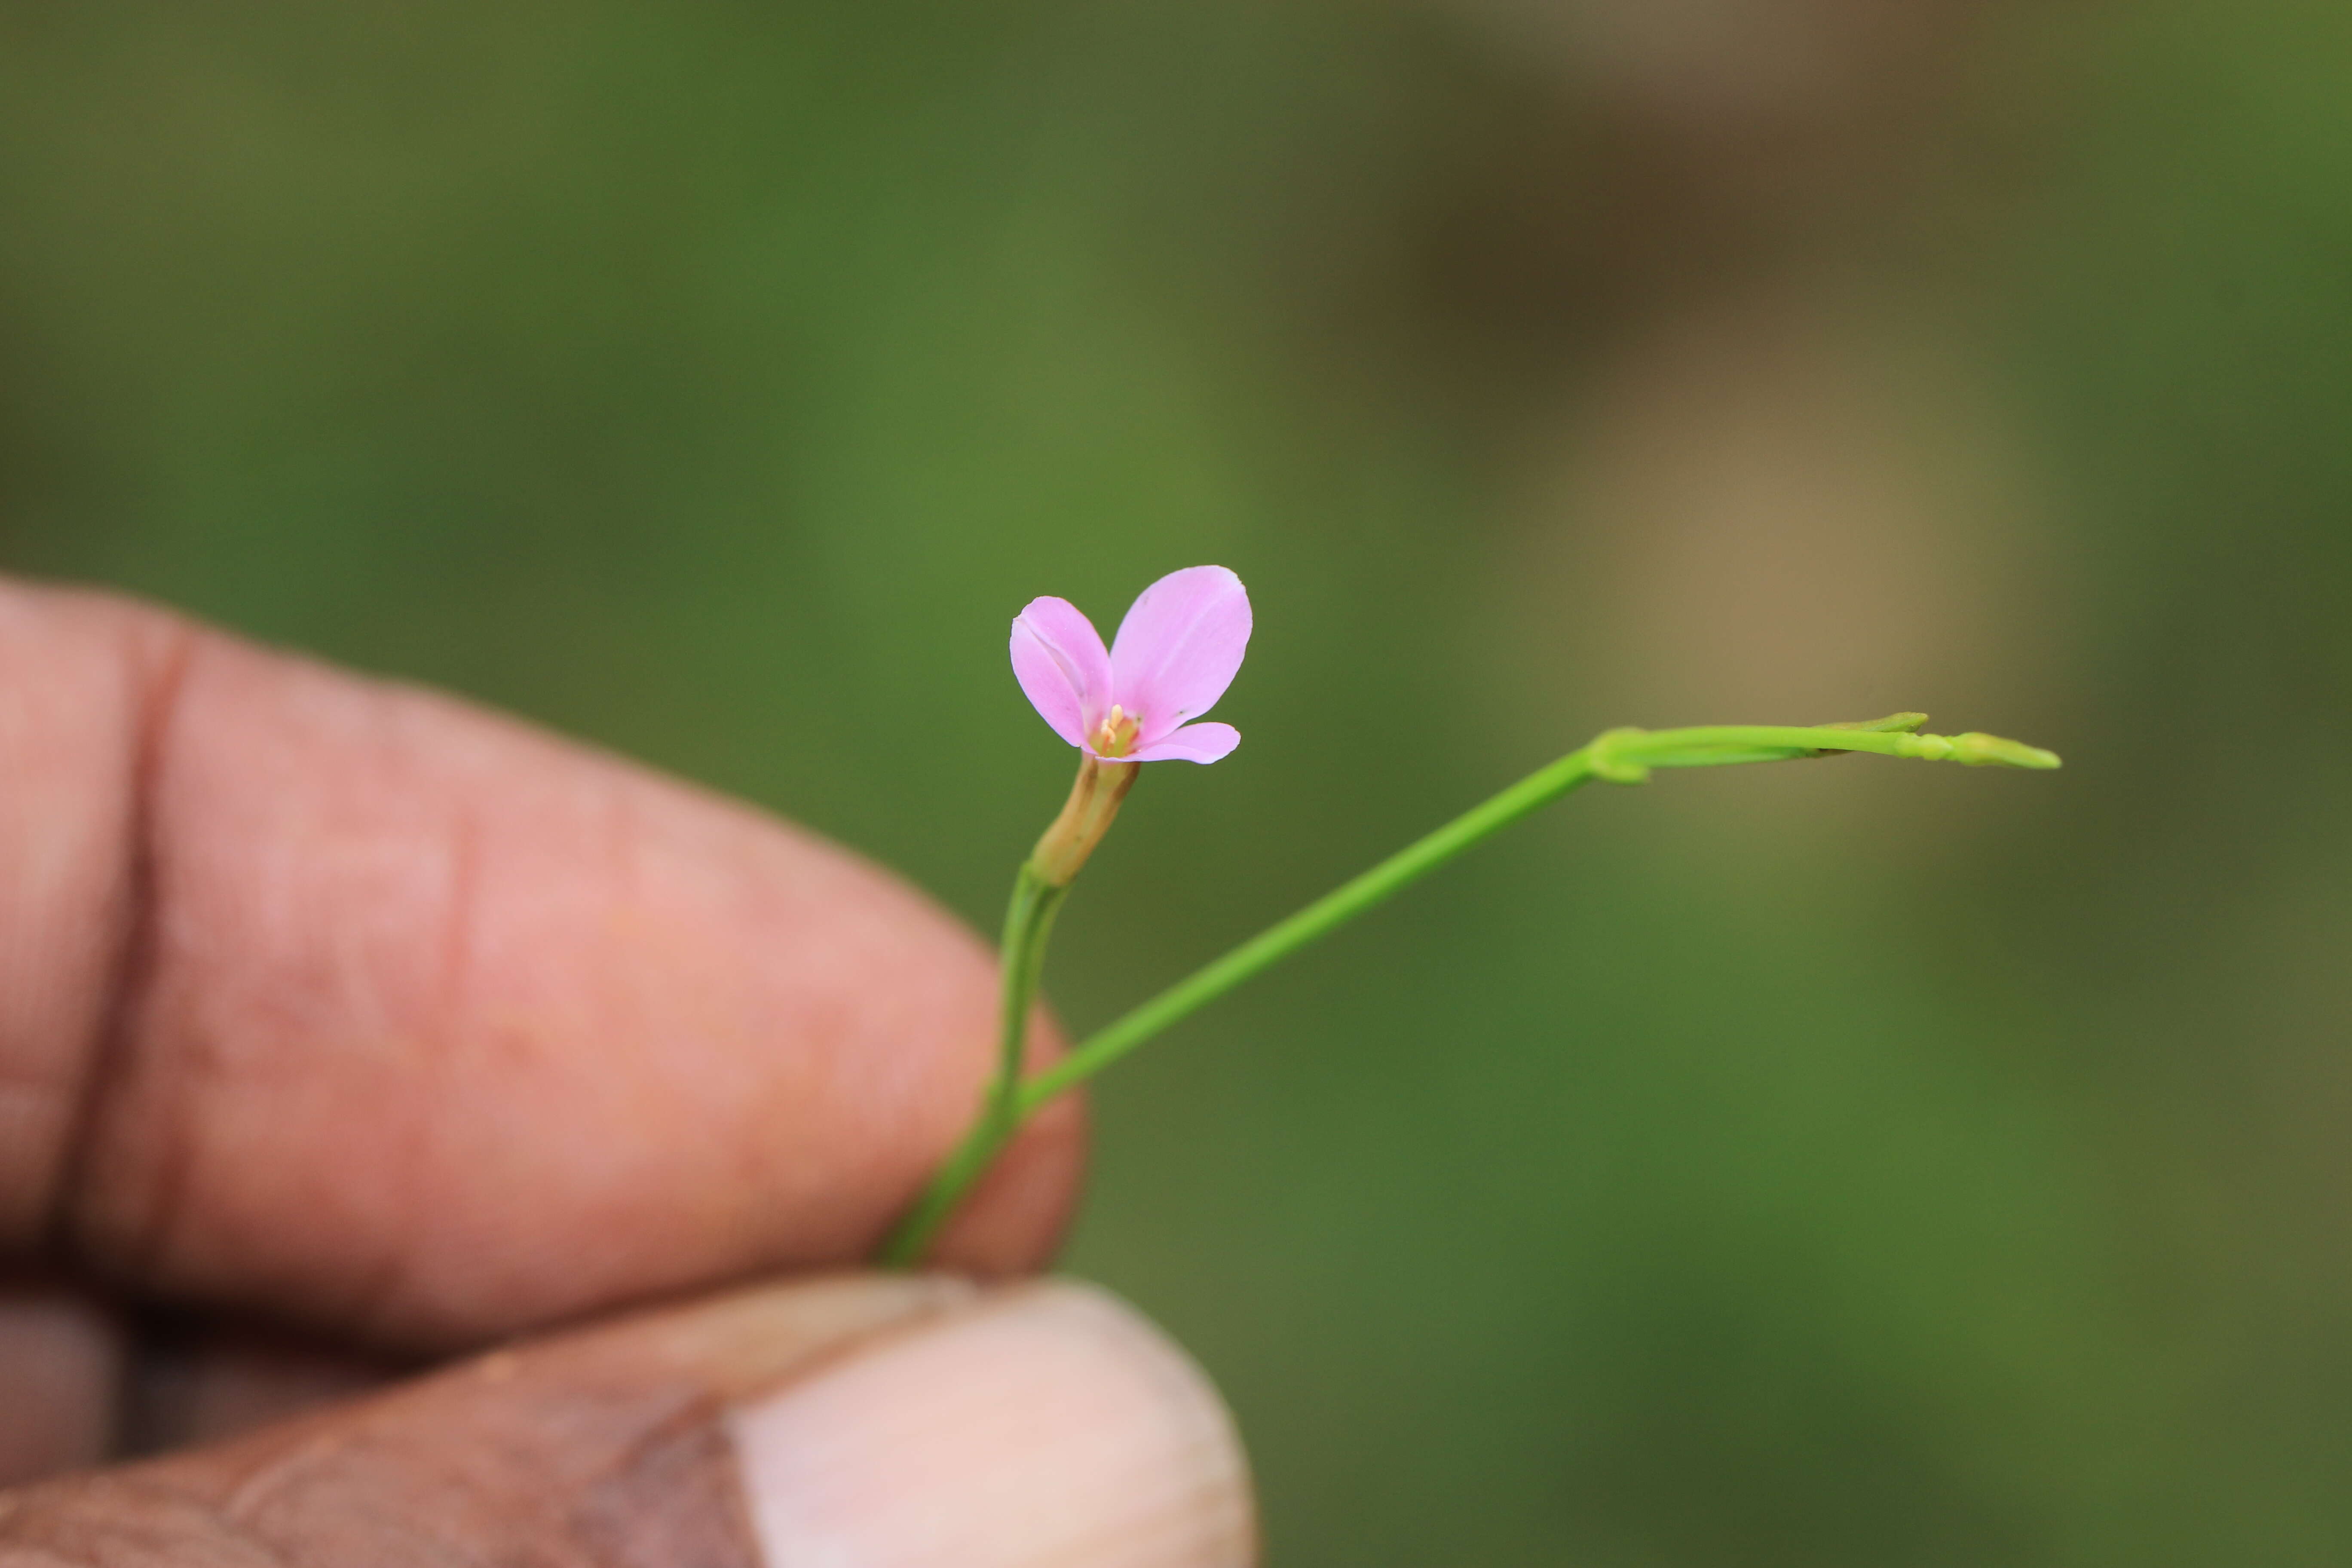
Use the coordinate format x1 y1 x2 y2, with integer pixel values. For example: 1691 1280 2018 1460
877 714 2056 1266
1027 744 1598 1108
875 863 1067 1267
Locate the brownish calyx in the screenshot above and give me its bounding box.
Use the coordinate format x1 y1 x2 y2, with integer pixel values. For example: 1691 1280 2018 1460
1027 754 1140 886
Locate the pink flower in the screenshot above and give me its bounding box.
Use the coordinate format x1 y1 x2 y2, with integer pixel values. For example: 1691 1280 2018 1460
1010 565 1251 764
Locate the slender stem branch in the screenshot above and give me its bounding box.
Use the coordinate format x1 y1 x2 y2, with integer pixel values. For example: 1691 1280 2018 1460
876 715 2056 1266
1024 744 1601 1108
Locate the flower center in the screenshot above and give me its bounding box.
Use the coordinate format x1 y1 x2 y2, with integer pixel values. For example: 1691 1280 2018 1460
1092 703 1141 759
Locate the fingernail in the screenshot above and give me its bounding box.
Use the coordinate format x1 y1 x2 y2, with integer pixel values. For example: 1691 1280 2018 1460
729 1280 1254 1568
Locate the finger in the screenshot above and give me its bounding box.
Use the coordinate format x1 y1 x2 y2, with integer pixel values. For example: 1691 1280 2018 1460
0 1283 419 1487
0 1280 118 1486
114 1312 407 1456
0 581 1082 1348
0 1274 1256 1568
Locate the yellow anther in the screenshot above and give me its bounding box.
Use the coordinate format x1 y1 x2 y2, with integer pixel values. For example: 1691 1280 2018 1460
1093 703 1141 758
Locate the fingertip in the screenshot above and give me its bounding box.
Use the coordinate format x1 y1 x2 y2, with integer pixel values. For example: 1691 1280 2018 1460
731 1280 1255 1568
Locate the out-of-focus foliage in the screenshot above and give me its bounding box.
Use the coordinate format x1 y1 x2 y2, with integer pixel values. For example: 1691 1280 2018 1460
4 1 2349 1561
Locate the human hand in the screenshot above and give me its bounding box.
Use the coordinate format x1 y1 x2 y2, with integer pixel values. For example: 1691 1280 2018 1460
0 580 1253 1566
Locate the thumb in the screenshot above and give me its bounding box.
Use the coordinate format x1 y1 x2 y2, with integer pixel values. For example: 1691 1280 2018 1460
0 1276 1255 1568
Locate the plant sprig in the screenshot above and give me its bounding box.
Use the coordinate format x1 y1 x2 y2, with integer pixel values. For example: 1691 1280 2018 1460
877 712 2057 1267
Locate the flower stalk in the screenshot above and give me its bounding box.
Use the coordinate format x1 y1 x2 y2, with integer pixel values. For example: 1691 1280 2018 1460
874 859 1068 1267
876 713 2057 1268
874 754 1146 1266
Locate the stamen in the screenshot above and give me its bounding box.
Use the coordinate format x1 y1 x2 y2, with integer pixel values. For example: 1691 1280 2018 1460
1093 703 1142 758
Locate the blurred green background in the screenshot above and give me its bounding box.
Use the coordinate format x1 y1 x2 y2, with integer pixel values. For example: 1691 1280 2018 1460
4 1 2349 1561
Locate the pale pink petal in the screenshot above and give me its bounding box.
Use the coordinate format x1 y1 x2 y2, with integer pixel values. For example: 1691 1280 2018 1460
1010 597 1112 748
1107 566 1252 745
1126 720 1240 764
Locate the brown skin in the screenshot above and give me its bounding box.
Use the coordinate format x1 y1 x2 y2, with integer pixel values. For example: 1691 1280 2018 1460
0 1275 991 1568
0 579 1083 1473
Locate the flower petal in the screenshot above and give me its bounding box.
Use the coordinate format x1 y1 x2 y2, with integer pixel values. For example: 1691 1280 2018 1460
1126 720 1240 764
1108 565 1252 745
1010 597 1112 748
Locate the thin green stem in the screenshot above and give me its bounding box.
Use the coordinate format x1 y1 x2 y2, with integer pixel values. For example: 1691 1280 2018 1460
1026 747 1601 1108
876 864 1067 1267
876 715 2056 1265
